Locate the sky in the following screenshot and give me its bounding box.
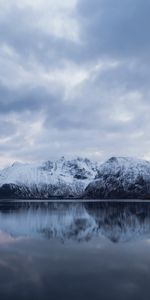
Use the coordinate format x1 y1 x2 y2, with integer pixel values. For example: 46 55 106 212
0 0 150 167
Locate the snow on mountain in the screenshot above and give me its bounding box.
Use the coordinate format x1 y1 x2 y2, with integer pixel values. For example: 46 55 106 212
0 157 98 199
1 156 150 199
84 157 150 199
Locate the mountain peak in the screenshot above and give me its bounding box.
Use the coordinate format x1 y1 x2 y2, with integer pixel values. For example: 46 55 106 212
0 156 98 199
12 161 22 167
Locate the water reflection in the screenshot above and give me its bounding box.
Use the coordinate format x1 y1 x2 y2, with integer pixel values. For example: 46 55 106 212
1 201 150 300
0 201 150 243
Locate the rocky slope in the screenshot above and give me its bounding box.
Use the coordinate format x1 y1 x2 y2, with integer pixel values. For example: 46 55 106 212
0 157 97 199
84 157 150 199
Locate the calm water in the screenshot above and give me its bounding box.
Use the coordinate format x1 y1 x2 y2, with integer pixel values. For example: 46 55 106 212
0 201 150 300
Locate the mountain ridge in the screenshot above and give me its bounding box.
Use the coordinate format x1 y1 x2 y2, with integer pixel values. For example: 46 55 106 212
0 156 150 199
0 157 98 199
84 156 150 199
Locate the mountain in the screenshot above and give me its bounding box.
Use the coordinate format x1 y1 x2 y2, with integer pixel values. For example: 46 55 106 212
1 156 150 199
84 157 150 199
0 157 97 199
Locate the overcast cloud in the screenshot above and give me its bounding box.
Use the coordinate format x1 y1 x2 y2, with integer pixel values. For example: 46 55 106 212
0 0 150 167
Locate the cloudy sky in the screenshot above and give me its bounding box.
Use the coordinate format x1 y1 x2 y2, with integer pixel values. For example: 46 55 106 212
0 0 150 167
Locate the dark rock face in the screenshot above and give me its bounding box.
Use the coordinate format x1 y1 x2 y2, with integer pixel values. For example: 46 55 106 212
0 183 76 199
84 177 150 199
0 184 30 199
84 157 150 199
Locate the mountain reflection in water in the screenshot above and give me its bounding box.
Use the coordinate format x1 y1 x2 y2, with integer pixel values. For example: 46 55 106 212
1 201 150 300
0 201 150 243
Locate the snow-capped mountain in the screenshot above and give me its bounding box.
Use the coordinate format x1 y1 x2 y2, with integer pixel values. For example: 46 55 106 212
0 157 98 199
84 157 150 199
1 156 150 199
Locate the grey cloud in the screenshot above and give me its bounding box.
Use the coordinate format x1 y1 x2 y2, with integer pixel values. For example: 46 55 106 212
0 5 81 68
1 0 150 66
0 83 57 114
0 0 150 165
0 120 16 137
77 0 150 61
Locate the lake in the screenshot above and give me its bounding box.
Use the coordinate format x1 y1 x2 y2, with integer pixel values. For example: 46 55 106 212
0 200 150 300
